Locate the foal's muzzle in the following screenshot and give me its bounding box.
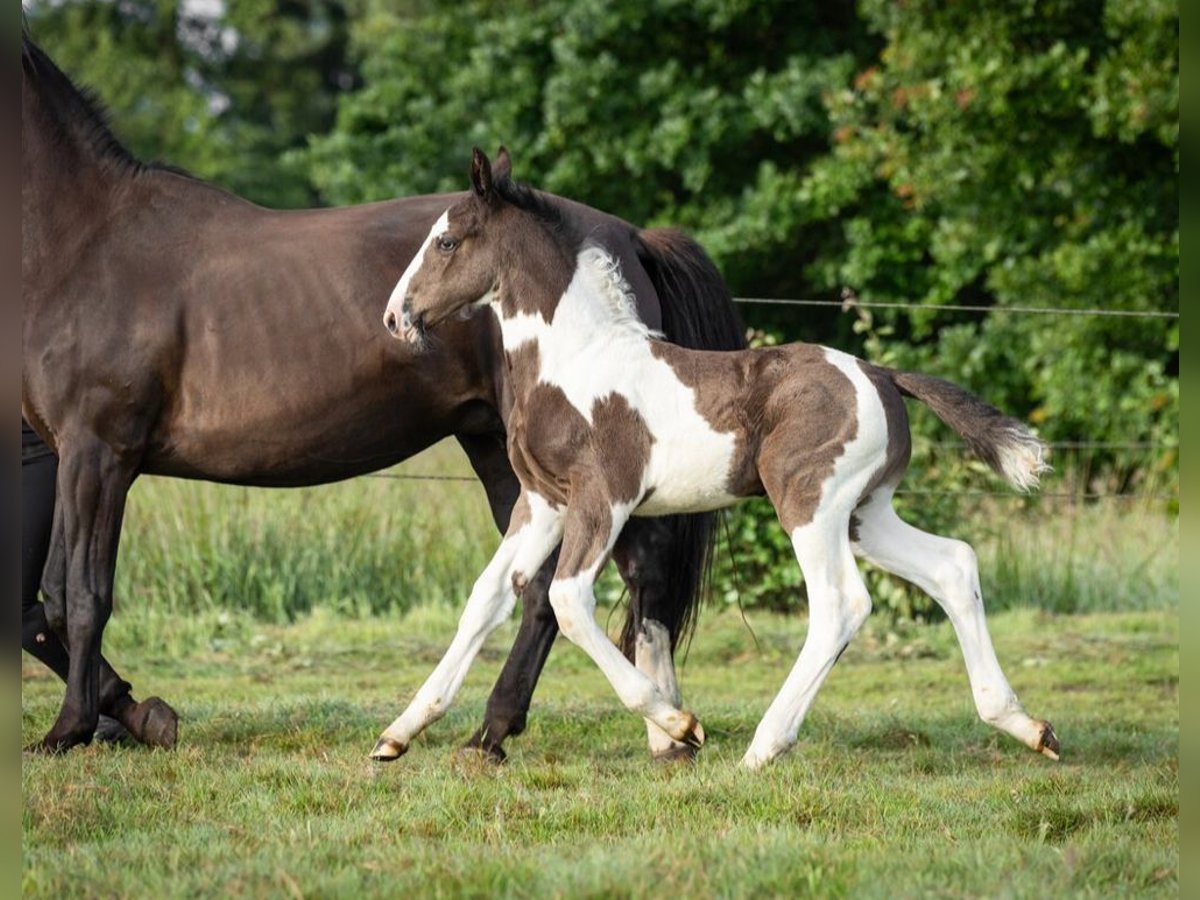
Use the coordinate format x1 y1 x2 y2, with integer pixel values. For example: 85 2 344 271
384 303 427 346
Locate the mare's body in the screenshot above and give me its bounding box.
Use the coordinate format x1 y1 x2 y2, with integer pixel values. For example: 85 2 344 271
373 149 1058 768
21 38 744 755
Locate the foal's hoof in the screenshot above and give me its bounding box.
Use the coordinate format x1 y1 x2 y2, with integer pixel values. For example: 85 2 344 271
1035 721 1060 761
124 697 179 749
678 713 706 750
370 736 409 761
652 743 698 765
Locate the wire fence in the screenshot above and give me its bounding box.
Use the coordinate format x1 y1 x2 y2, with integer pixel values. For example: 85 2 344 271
362 296 1178 504
734 296 1180 319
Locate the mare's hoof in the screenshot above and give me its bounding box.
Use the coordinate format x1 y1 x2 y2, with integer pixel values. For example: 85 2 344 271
93 715 131 744
124 697 178 749
1036 722 1060 761
370 736 408 761
652 743 698 765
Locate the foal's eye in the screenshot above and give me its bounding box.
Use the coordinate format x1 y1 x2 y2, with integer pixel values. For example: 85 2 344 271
437 235 459 253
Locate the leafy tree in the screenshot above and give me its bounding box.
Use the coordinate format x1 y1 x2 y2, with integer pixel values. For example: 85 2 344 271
808 0 1178 461
25 0 357 208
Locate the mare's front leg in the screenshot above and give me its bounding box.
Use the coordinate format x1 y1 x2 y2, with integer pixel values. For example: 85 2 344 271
36 438 136 752
370 492 564 761
548 494 705 750
456 433 563 762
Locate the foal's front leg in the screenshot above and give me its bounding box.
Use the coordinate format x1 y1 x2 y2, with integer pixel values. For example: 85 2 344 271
548 496 705 749
370 493 564 760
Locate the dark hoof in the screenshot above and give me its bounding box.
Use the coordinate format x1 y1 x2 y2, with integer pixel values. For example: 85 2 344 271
93 714 131 745
370 736 408 761
652 743 698 765
1036 722 1060 760
124 697 178 749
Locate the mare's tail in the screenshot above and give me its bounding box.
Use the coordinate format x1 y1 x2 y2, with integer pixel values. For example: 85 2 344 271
620 227 746 656
887 370 1050 492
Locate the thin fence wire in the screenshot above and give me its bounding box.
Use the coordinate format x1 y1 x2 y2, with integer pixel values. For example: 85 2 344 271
364 472 1174 502
734 297 1180 319
363 297 1177 500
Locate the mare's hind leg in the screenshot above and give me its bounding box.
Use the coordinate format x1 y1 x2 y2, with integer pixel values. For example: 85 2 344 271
742 515 872 769
371 492 564 761
852 493 1059 759
612 517 695 761
547 496 704 749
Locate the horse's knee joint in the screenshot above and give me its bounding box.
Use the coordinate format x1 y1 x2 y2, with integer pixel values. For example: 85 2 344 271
548 587 584 640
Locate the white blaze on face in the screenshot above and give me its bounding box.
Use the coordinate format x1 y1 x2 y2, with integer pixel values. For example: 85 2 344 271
383 209 449 330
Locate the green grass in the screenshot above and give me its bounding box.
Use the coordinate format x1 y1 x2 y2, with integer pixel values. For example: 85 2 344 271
26 439 1177 895
23 606 1177 897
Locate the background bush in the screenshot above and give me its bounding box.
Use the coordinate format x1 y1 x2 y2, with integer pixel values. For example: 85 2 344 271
26 0 1177 618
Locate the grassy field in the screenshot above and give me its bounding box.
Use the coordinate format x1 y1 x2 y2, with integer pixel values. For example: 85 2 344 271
22 442 1178 897
23 607 1177 897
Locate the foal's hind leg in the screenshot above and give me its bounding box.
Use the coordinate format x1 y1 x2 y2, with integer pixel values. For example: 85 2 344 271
852 494 1059 758
742 516 872 769
371 493 564 761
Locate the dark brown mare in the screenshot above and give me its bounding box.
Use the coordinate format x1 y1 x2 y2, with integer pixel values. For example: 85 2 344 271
374 149 1058 769
20 36 745 756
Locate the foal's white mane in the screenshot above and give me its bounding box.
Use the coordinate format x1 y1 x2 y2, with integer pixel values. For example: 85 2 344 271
575 244 664 341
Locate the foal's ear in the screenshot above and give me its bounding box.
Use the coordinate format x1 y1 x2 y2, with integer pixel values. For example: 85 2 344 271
470 147 493 199
492 145 513 187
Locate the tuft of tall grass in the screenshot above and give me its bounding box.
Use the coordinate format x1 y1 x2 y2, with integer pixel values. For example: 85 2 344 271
104 440 1177 660
109 442 497 656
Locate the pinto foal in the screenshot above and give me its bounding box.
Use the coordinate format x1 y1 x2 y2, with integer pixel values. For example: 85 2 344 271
372 149 1058 769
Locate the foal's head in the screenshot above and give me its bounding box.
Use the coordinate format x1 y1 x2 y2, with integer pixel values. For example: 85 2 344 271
384 146 552 347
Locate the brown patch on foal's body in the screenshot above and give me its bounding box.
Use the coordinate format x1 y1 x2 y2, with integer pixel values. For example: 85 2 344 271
649 342 871 533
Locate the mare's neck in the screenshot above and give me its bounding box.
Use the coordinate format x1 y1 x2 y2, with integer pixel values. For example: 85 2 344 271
22 69 132 277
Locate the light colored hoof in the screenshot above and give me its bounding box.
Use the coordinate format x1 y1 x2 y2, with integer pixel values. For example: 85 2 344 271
1035 722 1060 761
740 749 770 770
370 736 408 761
675 712 705 749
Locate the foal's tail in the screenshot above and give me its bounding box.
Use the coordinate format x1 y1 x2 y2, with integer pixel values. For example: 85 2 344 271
624 227 746 655
888 370 1050 492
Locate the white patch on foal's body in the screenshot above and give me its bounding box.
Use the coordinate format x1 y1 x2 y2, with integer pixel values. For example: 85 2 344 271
498 246 739 514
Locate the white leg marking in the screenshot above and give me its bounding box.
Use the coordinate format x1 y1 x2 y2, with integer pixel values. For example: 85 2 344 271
852 494 1052 754
634 619 688 758
373 494 563 758
742 519 872 769
549 504 703 746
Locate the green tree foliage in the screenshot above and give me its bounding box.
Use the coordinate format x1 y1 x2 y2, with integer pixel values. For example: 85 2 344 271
810 0 1178 465
25 0 356 208
27 1 1177 614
